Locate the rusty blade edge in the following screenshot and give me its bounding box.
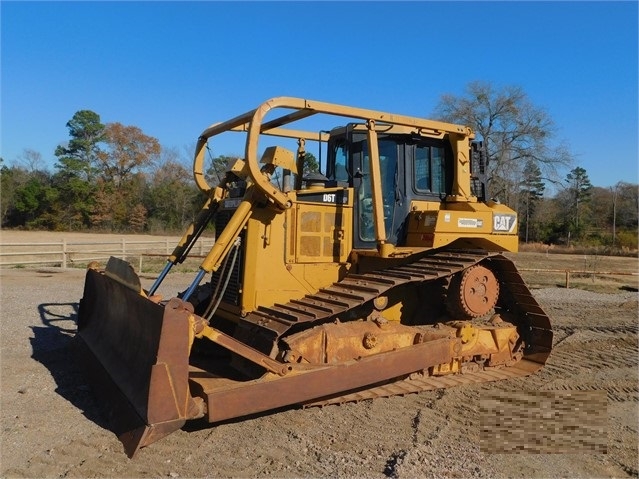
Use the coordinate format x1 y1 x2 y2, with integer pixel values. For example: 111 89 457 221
191 337 454 423
74 335 187 458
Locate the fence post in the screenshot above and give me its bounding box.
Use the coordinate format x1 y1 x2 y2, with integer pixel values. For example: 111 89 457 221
122 238 126 259
565 270 570 289
166 238 169 255
139 255 143 273
62 239 67 269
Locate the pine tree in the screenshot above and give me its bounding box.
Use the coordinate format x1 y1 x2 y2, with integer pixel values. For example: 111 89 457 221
565 166 593 241
55 110 105 180
54 110 106 228
518 160 545 243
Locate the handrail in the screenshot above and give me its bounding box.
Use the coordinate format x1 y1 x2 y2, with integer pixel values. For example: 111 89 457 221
192 96 474 197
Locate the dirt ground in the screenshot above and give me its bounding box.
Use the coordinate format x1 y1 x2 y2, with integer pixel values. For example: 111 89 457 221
0 232 637 478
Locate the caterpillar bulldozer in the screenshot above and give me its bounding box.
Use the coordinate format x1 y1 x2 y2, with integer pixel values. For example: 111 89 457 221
76 97 552 457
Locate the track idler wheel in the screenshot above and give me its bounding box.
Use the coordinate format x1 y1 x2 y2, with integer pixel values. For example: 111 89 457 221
446 265 499 319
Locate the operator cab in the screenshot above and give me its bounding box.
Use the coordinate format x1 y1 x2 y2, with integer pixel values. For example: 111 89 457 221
325 124 454 248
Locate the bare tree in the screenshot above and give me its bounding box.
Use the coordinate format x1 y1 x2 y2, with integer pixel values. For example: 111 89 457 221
433 81 572 204
16 149 44 172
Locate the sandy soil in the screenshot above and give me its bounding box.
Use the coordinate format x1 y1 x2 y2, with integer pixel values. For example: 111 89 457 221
0 234 637 478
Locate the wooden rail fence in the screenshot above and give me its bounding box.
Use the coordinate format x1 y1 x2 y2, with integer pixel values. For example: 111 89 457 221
0 241 636 288
0 238 216 272
518 268 638 288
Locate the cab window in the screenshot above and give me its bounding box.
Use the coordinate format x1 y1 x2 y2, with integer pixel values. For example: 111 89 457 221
332 141 349 183
414 145 446 194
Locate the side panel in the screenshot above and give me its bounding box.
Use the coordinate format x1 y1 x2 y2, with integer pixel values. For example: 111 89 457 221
238 189 353 314
292 188 353 264
405 201 519 252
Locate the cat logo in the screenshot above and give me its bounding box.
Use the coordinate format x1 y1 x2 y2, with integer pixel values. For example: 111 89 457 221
493 214 517 233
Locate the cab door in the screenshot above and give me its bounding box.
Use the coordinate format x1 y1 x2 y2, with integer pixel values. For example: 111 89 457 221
327 128 408 249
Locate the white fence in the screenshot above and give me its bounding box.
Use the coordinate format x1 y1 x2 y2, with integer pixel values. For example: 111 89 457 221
0 238 216 271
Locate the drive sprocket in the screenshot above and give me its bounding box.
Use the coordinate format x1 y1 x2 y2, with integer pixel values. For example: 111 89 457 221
446 264 499 319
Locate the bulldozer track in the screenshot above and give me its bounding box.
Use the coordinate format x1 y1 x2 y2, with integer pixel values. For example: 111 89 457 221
236 249 553 405
244 250 492 333
237 250 494 345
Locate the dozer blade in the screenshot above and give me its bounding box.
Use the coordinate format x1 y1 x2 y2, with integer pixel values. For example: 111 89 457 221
76 260 203 458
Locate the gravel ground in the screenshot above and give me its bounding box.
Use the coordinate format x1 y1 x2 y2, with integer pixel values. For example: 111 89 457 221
0 267 637 478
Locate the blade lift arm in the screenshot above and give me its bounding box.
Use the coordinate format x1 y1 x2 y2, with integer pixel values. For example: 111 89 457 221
149 160 248 295
149 195 220 295
181 187 255 302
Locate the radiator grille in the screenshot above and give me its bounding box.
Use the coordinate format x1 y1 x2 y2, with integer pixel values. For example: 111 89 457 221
211 211 244 306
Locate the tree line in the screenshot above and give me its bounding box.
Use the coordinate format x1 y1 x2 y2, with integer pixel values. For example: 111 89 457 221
1 110 203 233
1 84 637 249
1 110 318 235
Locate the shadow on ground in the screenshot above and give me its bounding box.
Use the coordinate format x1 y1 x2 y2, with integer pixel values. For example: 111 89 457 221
31 302 109 430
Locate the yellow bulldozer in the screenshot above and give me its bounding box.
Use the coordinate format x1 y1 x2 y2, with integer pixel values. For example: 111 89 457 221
76 97 552 457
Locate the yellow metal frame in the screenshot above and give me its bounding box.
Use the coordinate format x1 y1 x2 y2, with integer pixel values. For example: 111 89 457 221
192 96 480 259
187 96 519 313
194 97 473 200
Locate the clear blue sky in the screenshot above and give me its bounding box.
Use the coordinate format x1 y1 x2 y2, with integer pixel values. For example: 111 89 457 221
2 1 637 189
